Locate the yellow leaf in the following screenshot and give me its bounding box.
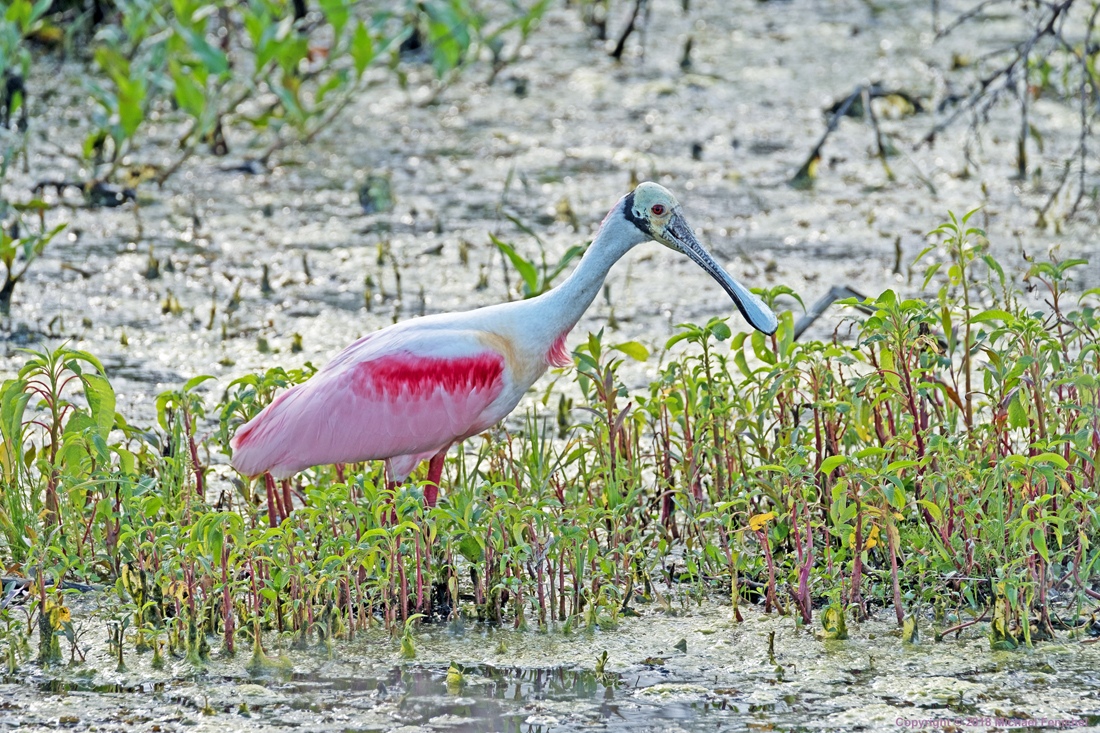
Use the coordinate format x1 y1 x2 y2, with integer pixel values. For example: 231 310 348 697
749 513 775 532
45 597 70 629
165 580 188 603
120 562 136 597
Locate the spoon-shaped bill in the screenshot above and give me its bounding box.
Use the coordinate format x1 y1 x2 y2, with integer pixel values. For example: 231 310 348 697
665 211 778 335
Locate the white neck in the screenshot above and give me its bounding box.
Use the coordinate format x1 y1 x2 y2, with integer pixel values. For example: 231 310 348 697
517 207 649 346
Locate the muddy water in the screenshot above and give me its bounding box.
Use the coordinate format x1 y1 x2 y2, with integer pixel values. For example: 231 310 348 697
3 600 1099 731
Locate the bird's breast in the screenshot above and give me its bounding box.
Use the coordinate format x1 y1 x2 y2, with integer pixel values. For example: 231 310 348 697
475 330 550 394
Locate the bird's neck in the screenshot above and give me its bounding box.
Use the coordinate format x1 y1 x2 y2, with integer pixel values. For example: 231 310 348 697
522 212 647 348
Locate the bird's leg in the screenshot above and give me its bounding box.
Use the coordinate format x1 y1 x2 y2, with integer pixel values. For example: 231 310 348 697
382 461 399 525
271 475 288 522
281 479 294 517
335 463 345 484
424 450 446 508
263 474 278 528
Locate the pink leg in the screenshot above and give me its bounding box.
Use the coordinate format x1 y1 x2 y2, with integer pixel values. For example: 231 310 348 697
281 479 294 517
424 450 446 508
263 474 278 528
381 464 399 525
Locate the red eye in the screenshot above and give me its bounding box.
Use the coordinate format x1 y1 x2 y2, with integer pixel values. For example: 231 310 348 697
651 204 666 216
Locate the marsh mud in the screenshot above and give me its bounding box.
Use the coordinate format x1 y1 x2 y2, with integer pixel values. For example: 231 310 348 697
3 601 1099 731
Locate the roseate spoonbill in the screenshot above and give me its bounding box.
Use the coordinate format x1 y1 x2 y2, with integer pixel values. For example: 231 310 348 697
230 182 777 507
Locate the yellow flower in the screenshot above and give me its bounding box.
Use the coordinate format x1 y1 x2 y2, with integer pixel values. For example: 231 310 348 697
749 513 775 532
848 525 880 551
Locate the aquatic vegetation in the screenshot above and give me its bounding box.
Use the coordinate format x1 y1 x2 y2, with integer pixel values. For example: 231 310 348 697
0 212 1097 674
0 219 65 316
1 0 551 198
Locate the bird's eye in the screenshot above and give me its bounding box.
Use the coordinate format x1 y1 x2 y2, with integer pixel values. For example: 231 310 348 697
651 204 666 216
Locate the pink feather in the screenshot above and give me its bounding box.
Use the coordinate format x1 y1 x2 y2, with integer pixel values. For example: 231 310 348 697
231 330 505 480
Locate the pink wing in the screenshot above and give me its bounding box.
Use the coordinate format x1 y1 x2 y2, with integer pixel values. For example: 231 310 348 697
230 329 505 480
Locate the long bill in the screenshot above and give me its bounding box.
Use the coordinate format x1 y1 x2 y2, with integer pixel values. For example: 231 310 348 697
665 209 779 335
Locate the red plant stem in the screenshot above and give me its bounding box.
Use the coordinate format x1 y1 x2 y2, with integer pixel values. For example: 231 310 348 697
548 554 557 623
755 528 780 613
888 520 904 626
559 552 566 619
796 500 813 625
536 544 546 628
222 542 234 654
1071 564 1100 601
850 496 864 619
397 542 409 625
414 530 425 613
513 563 524 629
344 577 354 639
183 410 205 499
939 605 989 638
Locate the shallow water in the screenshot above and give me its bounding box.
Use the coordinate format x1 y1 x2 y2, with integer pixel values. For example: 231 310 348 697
3 600 1099 731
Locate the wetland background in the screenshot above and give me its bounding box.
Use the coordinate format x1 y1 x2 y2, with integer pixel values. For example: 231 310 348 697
1 0 1099 730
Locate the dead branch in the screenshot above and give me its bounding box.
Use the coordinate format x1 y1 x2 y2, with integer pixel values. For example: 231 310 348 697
918 0 1077 150
610 0 646 60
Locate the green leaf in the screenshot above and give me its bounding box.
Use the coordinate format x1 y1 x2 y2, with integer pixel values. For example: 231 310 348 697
733 349 751 379
967 309 1012 324
491 235 538 296
1028 452 1068 470
750 330 775 365
1008 393 1028 429
319 0 349 39
917 499 942 522
820 455 847 476
545 245 585 284
93 46 131 85
170 61 205 119
665 331 692 350
1032 529 1049 563
611 341 649 362
184 375 216 392
886 484 907 511
707 320 732 341
0 380 30 452
457 535 482 563
117 80 146 138
854 446 887 459
81 373 115 440
175 24 229 76
919 262 942 290
351 21 374 77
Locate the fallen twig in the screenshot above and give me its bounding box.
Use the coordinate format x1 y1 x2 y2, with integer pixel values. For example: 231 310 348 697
935 605 990 641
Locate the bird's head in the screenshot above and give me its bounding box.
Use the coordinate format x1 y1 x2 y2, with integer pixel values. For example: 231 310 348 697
621 182 778 335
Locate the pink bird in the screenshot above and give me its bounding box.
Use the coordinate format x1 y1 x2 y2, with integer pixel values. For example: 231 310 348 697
230 183 777 507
